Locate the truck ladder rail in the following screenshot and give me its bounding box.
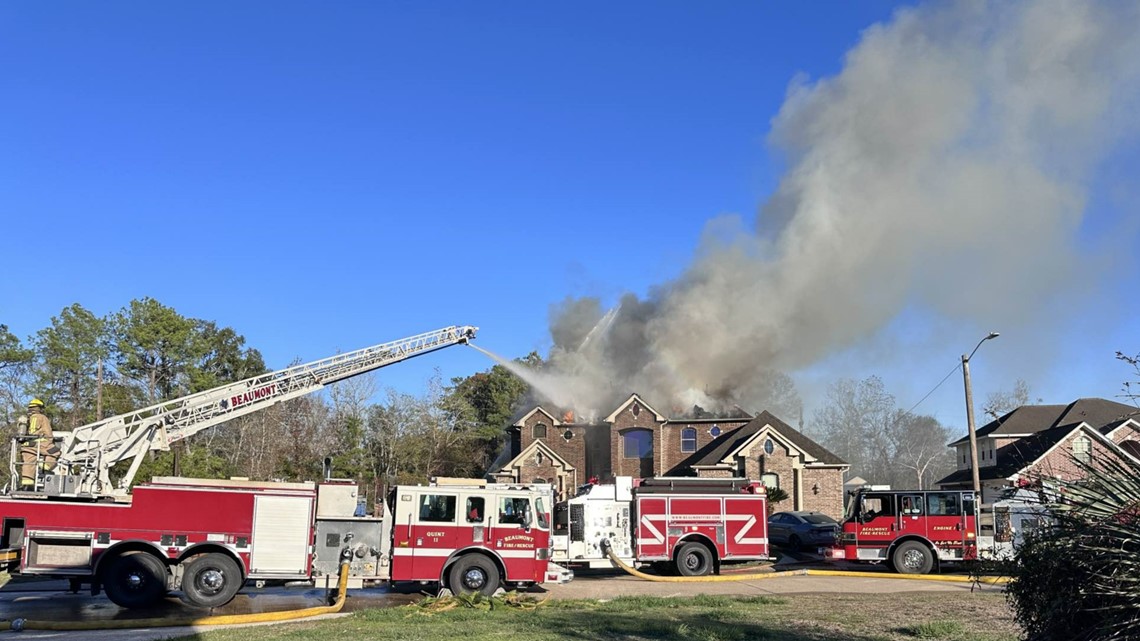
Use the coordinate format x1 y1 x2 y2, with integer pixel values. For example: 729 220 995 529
57 325 476 496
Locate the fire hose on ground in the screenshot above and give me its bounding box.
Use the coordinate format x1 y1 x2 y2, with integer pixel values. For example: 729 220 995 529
600 540 1009 585
600 540 809 582
9 560 352 632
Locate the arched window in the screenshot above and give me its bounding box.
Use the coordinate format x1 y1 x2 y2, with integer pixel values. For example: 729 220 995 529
623 429 654 459
681 427 697 453
1072 436 1092 464
761 472 780 490
533 423 547 439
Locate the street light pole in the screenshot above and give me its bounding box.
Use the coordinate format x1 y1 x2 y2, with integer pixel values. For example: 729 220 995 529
962 332 1000 502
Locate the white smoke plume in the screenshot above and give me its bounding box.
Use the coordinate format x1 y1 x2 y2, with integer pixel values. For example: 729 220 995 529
539 1 1140 419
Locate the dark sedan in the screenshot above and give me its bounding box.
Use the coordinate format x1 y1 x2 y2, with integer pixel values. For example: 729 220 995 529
767 511 839 550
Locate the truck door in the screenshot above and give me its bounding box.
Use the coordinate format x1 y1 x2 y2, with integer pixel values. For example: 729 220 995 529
925 492 968 556
390 490 458 581
489 495 537 581
897 494 927 539
854 493 897 561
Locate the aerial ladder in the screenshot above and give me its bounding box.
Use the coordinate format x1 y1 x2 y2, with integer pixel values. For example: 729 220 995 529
10 325 477 500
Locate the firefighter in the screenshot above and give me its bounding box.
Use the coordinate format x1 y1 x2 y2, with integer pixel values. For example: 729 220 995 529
19 398 58 489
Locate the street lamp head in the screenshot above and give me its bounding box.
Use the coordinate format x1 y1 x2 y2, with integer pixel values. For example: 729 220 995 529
986 332 1000 340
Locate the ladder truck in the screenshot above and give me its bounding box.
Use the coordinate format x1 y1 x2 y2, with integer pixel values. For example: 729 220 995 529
551 477 770 576
0 326 571 608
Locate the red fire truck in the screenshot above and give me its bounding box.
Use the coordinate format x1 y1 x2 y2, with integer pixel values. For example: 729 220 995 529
551 477 769 575
1 326 571 608
826 486 1049 573
824 487 979 574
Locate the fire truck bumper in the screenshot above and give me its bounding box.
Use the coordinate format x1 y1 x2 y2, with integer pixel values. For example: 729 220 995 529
544 562 574 584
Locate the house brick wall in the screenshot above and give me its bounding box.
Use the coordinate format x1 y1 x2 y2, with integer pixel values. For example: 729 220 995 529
515 458 575 498
1107 421 1140 445
545 426 588 478
609 400 663 478
750 438 796 513
801 467 845 520
661 420 749 475
1029 431 1101 482
519 412 555 453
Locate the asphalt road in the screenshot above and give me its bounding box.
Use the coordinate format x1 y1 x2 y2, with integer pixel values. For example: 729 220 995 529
0 551 1001 641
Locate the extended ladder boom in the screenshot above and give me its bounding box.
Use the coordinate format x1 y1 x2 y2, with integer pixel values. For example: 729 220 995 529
56 325 477 497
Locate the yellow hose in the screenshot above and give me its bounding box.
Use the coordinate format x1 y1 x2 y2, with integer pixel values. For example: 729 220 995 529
603 545 1008 585
10 561 352 631
603 544 808 582
805 569 1009 585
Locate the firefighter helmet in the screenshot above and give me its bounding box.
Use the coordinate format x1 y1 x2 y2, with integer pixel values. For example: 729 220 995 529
28 398 44 408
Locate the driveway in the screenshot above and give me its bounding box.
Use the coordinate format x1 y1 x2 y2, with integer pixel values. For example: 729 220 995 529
0 560 1000 641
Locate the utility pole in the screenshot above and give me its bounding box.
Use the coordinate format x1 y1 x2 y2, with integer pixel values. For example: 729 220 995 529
962 332 1000 501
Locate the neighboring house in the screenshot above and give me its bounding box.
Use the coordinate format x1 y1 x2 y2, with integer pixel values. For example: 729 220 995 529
491 393 850 519
936 398 1140 503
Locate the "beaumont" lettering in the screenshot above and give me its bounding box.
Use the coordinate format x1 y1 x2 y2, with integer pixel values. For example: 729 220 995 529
230 384 277 408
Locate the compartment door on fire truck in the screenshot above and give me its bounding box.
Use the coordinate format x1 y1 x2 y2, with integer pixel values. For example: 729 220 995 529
636 496 668 559
724 495 767 557
250 494 314 575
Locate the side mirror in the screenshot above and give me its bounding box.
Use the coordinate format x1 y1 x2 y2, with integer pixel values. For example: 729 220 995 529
522 503 533 531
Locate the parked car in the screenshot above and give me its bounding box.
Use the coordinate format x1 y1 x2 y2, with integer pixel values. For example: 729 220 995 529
767 511 839 550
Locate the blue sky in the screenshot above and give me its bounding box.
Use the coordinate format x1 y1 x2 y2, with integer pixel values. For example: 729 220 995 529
2 1 1137 431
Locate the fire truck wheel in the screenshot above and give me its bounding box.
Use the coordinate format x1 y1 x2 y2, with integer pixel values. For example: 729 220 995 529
448 555 500 596
892 541 934 574
102 553 169 609
675 542 714 577
181 553 243 608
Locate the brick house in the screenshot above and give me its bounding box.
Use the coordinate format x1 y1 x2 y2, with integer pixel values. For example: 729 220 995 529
491 393 849 519
936 398 1140 503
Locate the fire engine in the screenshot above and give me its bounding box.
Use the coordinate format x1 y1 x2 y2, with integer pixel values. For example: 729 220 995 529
551 477 769 576
824 486 1045 573
1 326 571 608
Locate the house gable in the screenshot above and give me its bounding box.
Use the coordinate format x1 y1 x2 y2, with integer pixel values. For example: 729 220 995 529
512 406 561 428
604 393 667 423
496 438 578 496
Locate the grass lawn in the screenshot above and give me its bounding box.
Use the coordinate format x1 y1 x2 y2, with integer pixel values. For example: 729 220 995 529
169 591 1018 641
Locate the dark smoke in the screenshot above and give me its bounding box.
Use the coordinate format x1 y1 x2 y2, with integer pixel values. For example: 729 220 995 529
537 1 1140 418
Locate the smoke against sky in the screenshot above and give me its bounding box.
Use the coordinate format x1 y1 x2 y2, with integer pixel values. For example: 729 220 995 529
539 1 1140 418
